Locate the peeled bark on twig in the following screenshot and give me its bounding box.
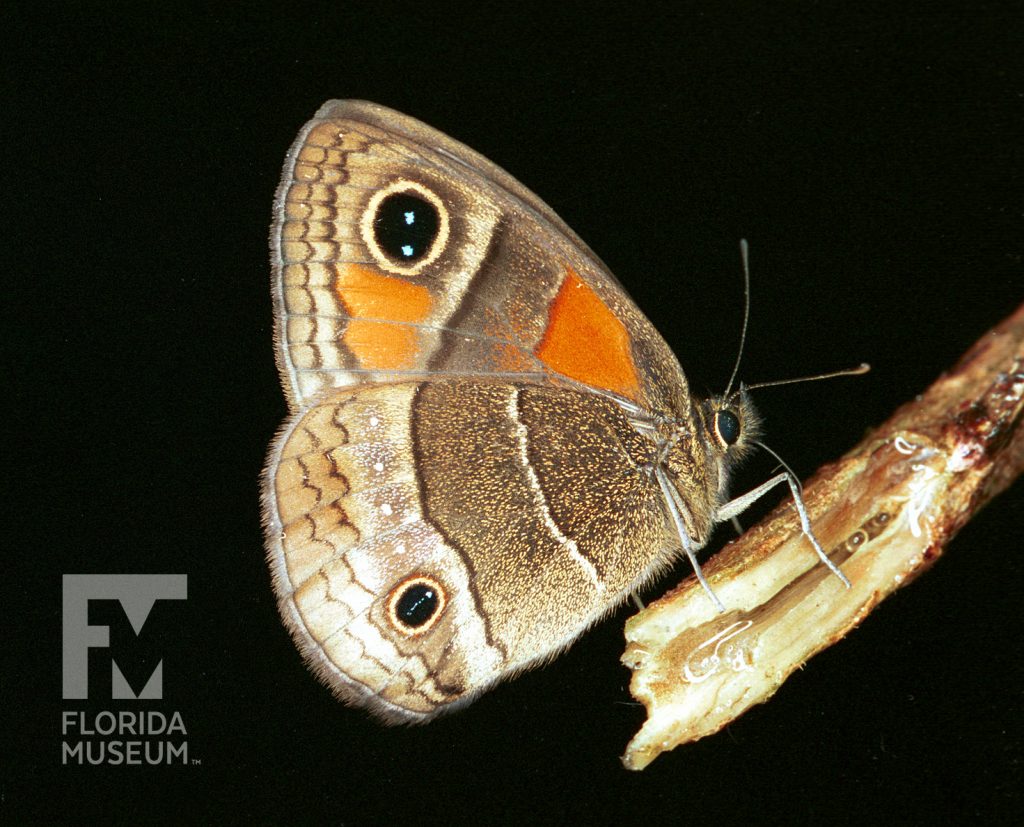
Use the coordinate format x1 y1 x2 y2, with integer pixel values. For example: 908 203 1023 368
622 303 1024 771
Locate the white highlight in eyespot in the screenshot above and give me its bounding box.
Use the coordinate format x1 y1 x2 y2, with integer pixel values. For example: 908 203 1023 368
369 415 380 427
373 461 385 473
380 503 394 517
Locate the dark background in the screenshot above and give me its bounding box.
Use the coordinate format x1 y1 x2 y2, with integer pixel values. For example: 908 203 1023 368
5 3 1022 824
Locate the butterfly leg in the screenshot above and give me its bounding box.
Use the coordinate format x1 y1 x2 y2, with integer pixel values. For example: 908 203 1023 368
654 467 726 612
717 472 852 588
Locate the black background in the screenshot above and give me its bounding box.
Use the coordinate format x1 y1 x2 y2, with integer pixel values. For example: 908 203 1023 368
5 3 1022 824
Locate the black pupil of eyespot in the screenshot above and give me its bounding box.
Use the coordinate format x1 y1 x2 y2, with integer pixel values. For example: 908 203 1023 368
717 410 741 445
373 192 440 262
396 583 438 627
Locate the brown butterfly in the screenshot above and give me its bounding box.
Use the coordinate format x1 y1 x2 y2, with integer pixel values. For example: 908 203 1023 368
262 100 849 722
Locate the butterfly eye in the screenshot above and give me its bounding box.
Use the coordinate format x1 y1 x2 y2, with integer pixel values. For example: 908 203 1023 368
387 575 447 635
373 191 441 262
714 409 741 447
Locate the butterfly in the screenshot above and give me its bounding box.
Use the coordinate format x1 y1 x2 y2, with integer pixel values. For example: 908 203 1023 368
262 100 848 722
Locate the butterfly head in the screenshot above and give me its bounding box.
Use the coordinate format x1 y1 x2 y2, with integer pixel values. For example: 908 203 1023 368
700 386 762 484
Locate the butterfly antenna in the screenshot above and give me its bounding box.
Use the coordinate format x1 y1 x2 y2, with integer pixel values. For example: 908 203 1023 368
744 363 870 392
752 439 804 493
723 239 751 399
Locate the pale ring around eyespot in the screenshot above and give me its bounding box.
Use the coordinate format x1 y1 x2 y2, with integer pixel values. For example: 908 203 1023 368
385 574 448 637
360 179 451 276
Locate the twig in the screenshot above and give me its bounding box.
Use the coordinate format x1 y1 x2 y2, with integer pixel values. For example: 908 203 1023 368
622 303 1024 770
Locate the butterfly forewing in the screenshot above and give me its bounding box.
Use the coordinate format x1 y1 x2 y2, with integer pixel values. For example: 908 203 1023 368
270 99 690 415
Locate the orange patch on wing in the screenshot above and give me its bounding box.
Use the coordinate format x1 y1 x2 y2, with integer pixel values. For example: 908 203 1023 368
535 267 641 401
335 263 433 370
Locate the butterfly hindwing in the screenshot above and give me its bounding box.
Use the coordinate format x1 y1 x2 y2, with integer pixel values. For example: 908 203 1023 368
264 378 672 721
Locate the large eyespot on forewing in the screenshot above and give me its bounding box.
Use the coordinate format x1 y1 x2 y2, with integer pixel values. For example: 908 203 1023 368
361 180 450 276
